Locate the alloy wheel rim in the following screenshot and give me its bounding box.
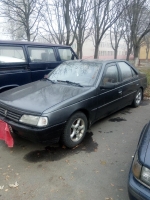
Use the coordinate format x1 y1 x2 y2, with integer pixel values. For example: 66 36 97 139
70 118 85 142
136 91 142 105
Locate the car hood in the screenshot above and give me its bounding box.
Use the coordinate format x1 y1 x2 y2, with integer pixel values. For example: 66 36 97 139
138 122 150 168
0 80 89 114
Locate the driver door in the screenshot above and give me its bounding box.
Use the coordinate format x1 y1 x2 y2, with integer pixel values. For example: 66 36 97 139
96 63 122 120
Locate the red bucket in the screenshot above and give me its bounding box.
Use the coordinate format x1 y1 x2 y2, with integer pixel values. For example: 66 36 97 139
0 120 14 147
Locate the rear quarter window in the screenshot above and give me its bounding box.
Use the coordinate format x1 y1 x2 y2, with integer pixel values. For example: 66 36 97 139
118 62 137 81
58 48 76 61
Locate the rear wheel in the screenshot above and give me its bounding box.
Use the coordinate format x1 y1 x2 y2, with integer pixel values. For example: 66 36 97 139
61 112 87 148
132 88 142 107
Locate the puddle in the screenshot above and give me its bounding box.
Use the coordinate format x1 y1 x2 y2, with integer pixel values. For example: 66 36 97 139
24 132 98 163
109 117 126 122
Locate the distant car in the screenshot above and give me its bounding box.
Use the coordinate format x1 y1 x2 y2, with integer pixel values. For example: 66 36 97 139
0 40 77 93
128 122 150 200
0 60 147 148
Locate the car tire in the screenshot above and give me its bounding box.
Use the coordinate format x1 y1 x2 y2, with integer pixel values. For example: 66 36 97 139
132 88 142 107
61 112 88 148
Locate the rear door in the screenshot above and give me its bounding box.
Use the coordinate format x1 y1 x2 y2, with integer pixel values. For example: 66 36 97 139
117 61 139 107
0 44 31 92
27 46 61 82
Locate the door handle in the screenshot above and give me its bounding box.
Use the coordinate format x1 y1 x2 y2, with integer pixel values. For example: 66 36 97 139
118 90 122 94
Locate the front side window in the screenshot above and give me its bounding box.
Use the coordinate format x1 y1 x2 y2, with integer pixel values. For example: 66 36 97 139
58 48 76 61
102 65 119 86
0 46 26 63
118 62 134 81
28 47 56 62
48 61 102 86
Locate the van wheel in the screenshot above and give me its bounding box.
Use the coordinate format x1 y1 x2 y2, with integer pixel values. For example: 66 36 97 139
61 112 87 148
132 88 142 107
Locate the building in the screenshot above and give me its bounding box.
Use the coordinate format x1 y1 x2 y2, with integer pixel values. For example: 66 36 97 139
82 34 127 60
139 44 150 61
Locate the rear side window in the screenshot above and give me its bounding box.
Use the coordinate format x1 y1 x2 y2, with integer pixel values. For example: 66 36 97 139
58 48 75 61
28 47 56 62
0 46 26 63
118 62 135 81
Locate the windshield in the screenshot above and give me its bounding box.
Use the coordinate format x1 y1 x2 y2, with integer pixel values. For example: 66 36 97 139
48 61 102 86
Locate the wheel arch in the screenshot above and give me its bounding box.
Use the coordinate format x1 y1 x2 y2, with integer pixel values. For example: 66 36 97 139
140 86 144 99
68 108 91 128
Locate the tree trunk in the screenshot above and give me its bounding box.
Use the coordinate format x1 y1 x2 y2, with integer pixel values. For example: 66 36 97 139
27 31 30 41
134 57 139 67
64 0 71 45
26 22 30 41
133 45 140 67
94 43 99 59
79 48 83 59
76 41 80 58
79 43 83 59
126 51 130 61
76 41 83 59
126 43 132 61
114 48 118 59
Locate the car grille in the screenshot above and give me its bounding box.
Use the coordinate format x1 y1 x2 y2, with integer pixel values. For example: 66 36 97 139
0 106 21 122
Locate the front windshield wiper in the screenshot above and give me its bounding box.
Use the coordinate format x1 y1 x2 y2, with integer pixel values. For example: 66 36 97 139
41 78 55 83
57 80 83 87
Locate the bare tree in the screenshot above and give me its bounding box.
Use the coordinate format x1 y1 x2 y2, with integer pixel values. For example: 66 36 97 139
123 33 133 61
92 0 125 59
1 0 44 41
62 0 82 46
39 0 65 44
122 11 133 61
125 0 150 66
40 0 84 46
73 0 93 58
110 18 125 59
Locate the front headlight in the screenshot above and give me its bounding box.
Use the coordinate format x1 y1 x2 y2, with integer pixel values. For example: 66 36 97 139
132 152 142 179
141 166 150 186
132 151 150 188
19 115 48 127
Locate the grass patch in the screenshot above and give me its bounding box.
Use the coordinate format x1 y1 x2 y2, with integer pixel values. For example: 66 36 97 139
138 67 150 98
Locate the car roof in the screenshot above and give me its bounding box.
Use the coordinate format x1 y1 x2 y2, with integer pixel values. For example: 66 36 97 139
66 59 128 64
0 40 69 47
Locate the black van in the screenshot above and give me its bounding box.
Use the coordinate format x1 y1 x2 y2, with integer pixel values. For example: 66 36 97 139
0 40 78 92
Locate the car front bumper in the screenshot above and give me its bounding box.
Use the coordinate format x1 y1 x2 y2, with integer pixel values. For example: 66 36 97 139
128 169 150 200
0 115 66 144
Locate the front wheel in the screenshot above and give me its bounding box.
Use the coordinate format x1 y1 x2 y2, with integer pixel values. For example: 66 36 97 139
61 112 88 148
132 88 142 107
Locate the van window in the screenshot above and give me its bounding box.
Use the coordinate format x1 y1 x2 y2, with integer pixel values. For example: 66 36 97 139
0 46 26 63
58 48 75 61
28 47 56 62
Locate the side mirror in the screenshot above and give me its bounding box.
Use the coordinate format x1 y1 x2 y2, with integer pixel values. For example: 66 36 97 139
100 82 117 89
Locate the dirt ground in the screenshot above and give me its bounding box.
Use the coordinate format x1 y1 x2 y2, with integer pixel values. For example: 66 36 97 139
0 99 150 200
